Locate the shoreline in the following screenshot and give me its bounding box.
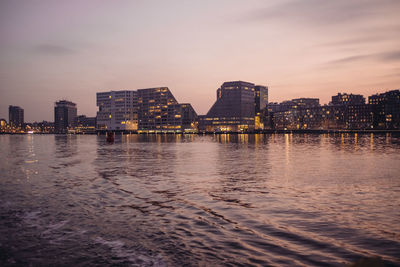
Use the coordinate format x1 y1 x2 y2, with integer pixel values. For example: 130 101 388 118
2 129 400 135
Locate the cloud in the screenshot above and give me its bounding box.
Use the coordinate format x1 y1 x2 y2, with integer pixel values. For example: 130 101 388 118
323 50 400 68
33 44 76 55
244 0 400 26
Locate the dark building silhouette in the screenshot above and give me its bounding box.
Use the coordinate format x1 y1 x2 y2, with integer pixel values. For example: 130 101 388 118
273 106 345 130
331 93 365 106
291 98 320 109
9 105 24 128
345 104 373 129
54 100 77 133
203 81 258 132
369 90 400 129
96 88 197 132
254 85 268 130
76 115 96 133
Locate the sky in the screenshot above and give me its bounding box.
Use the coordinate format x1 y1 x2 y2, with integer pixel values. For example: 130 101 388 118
0 0 399 122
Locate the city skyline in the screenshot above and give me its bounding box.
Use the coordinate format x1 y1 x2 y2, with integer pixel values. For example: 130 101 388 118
1 0 400 122
1 85 399 124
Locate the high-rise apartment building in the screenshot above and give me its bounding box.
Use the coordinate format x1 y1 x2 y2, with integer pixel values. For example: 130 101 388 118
54 100 77 133
96 87 197 132
8 105 24 128
97 90 138 131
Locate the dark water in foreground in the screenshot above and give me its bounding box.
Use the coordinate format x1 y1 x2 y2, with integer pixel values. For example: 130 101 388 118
0 134 399 266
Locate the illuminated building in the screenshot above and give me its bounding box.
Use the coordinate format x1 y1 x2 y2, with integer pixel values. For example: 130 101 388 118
54 100 77 133
273 106 345 130
203 81 258 132
8 105 24 129
137 88 197 132
0 118 7 132
331 93 365 106
96 90 138 131
76 115 96 133
96 88 197 132
30 121 54 133
345 104 373 129
369 89 400 129
254 85 268 130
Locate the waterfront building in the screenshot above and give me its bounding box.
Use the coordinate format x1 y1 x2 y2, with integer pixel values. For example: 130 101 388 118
76 115 96 133
96 90 138 131
369 89 400 129
203 81 257 132
54 100 77 133
331 93 365 106
8 105 24 129
273 105 346 130
254 85 268 130
0 118 7 132
136 88 197 132
345 104 373 129
96 87 197 132
30 121 54 133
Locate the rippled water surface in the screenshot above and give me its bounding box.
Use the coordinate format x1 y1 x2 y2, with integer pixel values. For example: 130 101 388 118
1 133 400 266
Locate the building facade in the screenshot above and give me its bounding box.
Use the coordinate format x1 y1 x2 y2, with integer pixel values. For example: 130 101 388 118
96 87 197 132
76 115 96 133
54 100 77 133
9 105 24 129
331 93 365 106
369 90 400 129
254 85 268 130
96 90 138 131
203 81 257 132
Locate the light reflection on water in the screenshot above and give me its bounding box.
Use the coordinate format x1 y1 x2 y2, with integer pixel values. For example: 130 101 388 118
0 133 400 266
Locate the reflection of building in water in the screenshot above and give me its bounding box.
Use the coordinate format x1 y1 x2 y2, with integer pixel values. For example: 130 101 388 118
96 88 197 132
201 81 269 132
54 100 77 133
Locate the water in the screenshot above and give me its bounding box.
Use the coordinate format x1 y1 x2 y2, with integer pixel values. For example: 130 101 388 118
1 133 399 266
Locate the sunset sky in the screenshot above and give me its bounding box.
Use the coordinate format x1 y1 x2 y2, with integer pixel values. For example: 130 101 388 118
1 0 399 122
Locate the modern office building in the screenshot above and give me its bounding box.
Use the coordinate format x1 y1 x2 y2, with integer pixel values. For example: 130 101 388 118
203 81 257 132
97 90 138 131
96 87 197 132
8 105 24 128
54 100 77 133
